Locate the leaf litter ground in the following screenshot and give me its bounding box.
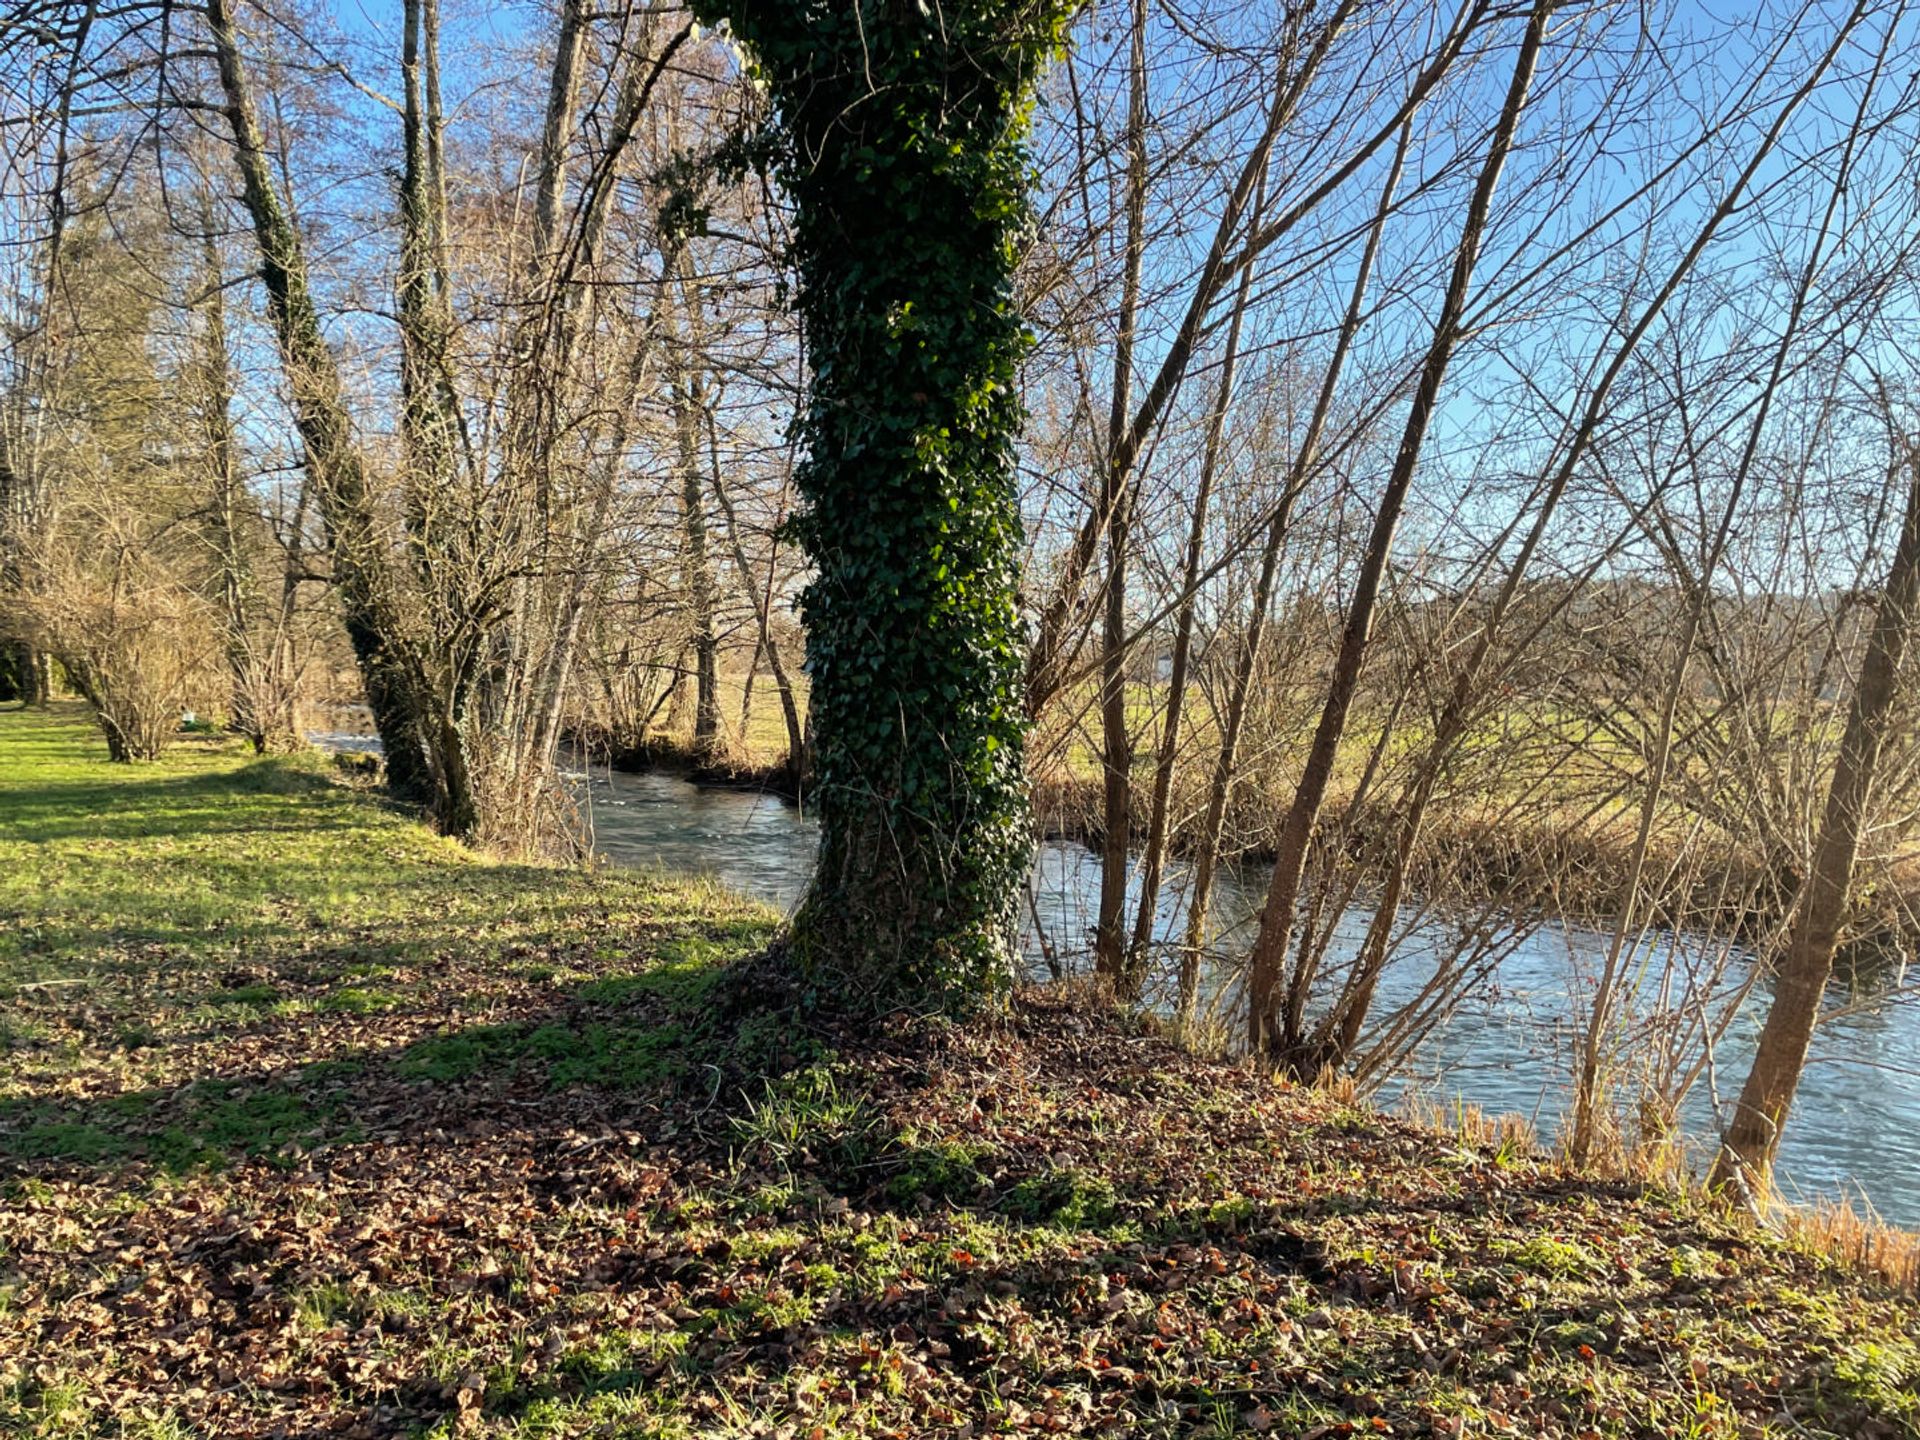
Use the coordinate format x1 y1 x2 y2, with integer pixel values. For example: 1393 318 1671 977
2 706 1916 1439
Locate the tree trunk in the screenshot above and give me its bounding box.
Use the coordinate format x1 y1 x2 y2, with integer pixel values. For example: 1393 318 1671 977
1303 3 1873 1084
1181 123 1405 1027
1246 0 1549 1058
1023 0 1451 716
709 429 805 781
668 254 721 765
1128 162 1263 987
0 641 46 705
1094 0 1150 993
680 411 720 766
524 268 665 775
67 657 135 761
518 26 694 780
395 0 486 836
1565 91 1863 1159
194 210 280 752
1714 425 1920 1195
492 12 684 831
398 0 464 512
693 0 1057 1008
205 0 434 804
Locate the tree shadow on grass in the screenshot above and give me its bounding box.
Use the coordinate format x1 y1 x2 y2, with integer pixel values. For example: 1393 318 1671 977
0 763 378 841
0 931 800 1177
465 1085 1914 1440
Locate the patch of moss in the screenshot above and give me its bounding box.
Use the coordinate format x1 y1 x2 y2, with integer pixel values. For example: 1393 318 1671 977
1003 1166 1122 1230
8 1121 130 1163
1492 1233 1599 1279
546 1021 690 1089
884 1138 995 1205
398 1023 528 1083
320 986 401 1014
397 1014 697 1092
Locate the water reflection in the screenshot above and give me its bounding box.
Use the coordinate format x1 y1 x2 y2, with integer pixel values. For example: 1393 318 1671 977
573 756 819 911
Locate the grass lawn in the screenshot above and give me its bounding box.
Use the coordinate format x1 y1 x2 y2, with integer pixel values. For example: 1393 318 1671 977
3 702 1918 1438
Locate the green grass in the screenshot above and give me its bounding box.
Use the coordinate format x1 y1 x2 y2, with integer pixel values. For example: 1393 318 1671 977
0 702 780 1173
0 706 764 989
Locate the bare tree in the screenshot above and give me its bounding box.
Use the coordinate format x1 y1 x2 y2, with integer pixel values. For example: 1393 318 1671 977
1714 390 1920 1196
1246 0 1551 1058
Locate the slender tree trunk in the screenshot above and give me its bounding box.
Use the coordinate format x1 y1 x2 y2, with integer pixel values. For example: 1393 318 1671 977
668 255 721 764
1246 1 1548 1058
1714 423 1920 1194
763 635 803 785
1178 132 1404 1023
1566 590 1702 1155
194 220 266 750
710 430 804 780
0 424 50 705
1024 0 1456 715
396 0 485 836
0 642 46 705
1303 4 1876 1082
680 418 720 765
524 276 664 774
663 651 691 738
98 711 132 762
1093 0 1150 993
188 180 299 752
398 0 464 511
263 479 313 752
531 0 587 276
1128 167 1261 979
1568 107 1863 1158
475 0 601 837
518 24 693 779
738 638 759 743
496 15 687 827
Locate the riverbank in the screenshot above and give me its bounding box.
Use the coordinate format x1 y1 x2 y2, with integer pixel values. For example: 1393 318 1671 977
586 715 1918 958
3 705 1917 1438
1026 768 1920 960
595 728 806 799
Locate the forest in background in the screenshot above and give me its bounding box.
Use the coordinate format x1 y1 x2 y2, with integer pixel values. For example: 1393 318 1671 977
7 0 1920 1202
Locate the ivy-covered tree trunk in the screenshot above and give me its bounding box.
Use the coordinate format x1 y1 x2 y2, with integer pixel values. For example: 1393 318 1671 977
691 1 1067 1008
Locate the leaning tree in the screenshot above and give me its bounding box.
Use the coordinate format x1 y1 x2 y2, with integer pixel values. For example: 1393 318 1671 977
687 0 1072 1009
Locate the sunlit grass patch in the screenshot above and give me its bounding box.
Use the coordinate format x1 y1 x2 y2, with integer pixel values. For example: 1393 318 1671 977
1490 1232 1602 1279
1831 1338 1920 1426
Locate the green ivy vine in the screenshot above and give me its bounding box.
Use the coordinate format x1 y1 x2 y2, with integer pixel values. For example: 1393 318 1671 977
687 0 1072 1010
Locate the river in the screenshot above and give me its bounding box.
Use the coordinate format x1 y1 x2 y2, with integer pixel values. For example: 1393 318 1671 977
311 727 1920 1228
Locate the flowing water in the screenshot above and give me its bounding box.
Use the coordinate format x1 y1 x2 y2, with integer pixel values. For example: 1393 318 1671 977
308 723 1920 1227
